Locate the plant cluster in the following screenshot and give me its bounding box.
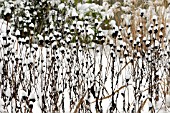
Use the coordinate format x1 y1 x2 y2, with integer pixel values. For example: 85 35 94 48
0 0 170 113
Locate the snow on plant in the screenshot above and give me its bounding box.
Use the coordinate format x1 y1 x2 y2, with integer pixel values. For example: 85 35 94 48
0 0 170 113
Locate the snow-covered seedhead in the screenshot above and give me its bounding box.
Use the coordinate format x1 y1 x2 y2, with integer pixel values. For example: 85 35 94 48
148 26 152 34
15 29 20 38
29 23 34 30
152 15 157 22
143 36 146 42
1 32 7 40
154 26 158 33
159 31 163 38
160 24 164 31
4 7 11 20
38 34 44 45
140 9 145 17
154 40 160 49
129 36 133 43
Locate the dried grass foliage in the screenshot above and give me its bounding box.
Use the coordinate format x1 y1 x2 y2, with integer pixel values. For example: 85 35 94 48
137 98 149 113
73 90 88 113
91 84 130 104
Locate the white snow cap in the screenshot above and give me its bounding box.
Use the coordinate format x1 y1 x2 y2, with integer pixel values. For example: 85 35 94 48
136 36 140 43
140 8 145 15
137 52 140 57
1 32 6 38
91 42 95 48
30 30 34 35
15 29 20 36
124 50 128 55
29 23 34 28
109 39 114 45
18 89 27 101
127 27 131 34
109 20 116 27
58 3 65 10
146 40 150 45
33 44 38 49
19 17 23 22
159 31 163 37
72 9 78 17
38 34 43 40
160 24 164 29
24 27 28 32
155 40 159 47
29 91 36 100
50 24 54 29
152 15 157 21
154 26 158 31
4 8 11 15
129 37 133 41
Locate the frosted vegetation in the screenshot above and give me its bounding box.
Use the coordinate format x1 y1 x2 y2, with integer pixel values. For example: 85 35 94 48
0 0 170 113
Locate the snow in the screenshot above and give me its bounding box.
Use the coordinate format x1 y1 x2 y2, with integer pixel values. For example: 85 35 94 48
0 0 170 113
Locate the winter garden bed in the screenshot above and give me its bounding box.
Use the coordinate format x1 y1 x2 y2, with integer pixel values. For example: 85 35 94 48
0 0 170 113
